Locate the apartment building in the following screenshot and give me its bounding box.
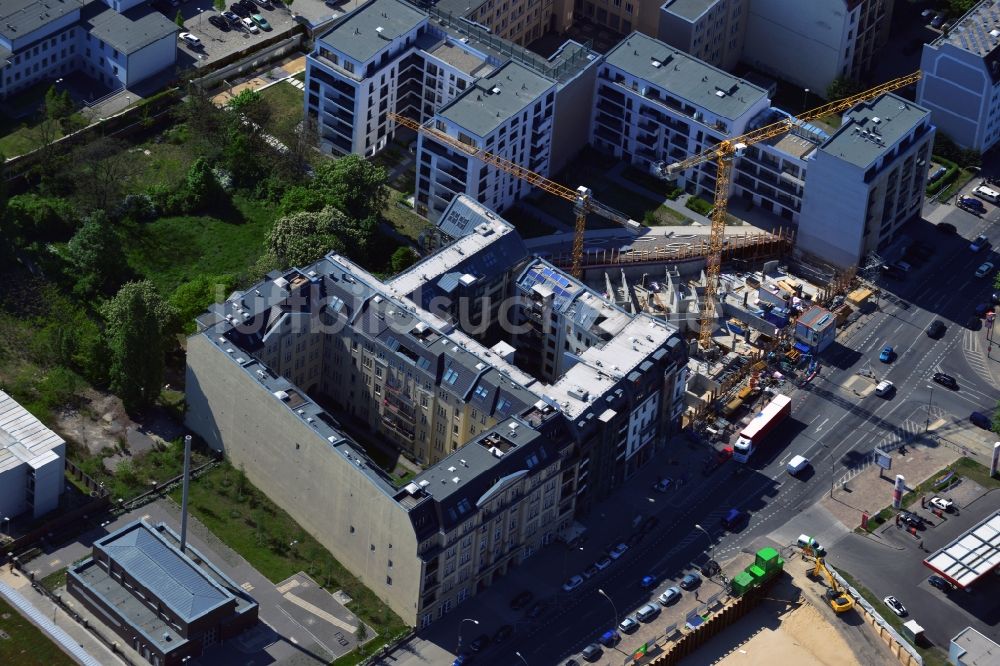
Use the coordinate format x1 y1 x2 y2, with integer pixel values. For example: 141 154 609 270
918 0 1000 151
743 0 894 95
185 196 687 625
0 390 65 521
432 0 562 46
569 0 661 36
591 32 770 200
797 94 933 267
658 0 748 70
0 0 177 100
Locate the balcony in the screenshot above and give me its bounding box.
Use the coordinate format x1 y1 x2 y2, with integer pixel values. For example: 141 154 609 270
382 415 415 442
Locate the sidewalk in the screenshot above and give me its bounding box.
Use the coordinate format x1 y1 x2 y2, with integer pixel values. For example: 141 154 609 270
819 443 959 532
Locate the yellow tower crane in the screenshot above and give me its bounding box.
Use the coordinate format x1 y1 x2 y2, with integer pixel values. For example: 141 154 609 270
389 113 641 279
657 71 922 349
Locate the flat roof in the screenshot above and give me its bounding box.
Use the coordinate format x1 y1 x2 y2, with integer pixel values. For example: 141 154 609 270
935 0 1000 57
924 510 1000 588
661 0 717 21
604 32 767 122
82 2 178 56
820 93 930 169
950 626 1000 666
425 40 491 76
320 0 426 63
0 0 84 43
95 521 233 623
0 389 64 475
438 60 554 137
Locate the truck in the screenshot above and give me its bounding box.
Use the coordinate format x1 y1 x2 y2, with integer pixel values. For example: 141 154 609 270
732 394 791 463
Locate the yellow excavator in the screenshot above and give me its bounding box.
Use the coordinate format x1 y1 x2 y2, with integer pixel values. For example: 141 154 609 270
807 555 855 614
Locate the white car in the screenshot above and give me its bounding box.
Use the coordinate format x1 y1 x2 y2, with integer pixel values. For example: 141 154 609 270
929 497 954 512
179 32 202 48
609 542 629 560
875 380 894 397
618 616 640 634
883 595 908 617
242 16 260 33
562 575 584 592
975 261 994 278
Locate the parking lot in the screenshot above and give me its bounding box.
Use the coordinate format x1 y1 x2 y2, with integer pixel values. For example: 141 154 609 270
152 0 299 68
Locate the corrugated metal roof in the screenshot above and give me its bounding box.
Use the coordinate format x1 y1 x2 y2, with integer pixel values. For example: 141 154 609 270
924 510 1000 588
0 390 64 474
97 522 231 622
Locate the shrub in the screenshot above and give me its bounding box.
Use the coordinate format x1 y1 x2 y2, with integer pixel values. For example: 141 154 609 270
685 196 713 216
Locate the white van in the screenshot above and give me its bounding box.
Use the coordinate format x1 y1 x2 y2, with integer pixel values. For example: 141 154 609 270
974 185 1000 203
786 455 810 475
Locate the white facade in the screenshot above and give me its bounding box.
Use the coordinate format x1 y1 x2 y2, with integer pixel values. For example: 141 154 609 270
743 0 892 95
798 94 933 267
0 390 66 521
918 0 1000 152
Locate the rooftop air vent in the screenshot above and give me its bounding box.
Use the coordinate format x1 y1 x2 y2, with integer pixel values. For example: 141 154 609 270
651 59 662 68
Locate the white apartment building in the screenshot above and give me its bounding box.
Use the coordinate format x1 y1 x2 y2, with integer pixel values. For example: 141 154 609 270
416 61 557 219
0 0 177 101
0 390 66 521
658 0 748 71
743 0 893 95
591 32 770 200
918 0 1000 152
798 94 933 267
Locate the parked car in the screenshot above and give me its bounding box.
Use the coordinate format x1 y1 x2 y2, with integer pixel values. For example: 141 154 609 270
695 559 720 577
680 573 702 590
230 2 249 16
932 372 958 389
975 261 994 278
970 234 990 251
970 411 992 429
640 574 658 589
598 630 619 647
875 380 894 397
635 603 660 622
581 644 602 662
929 497 954 512
510 590 533 610
721 508 748 530
594 556 613 571
928 574 952 591
251 12 271 30
883 595 908 617
256 0 273 7
562 575 584 592
239 0 258 10
658 586 682 606
879 345 894 363
931 13 945 28
241 16 259 32
208 14 230 30
609 543 628 560
468 634 490 653
582 564 598 579
958 196 985 213
179 32 202 48
926 320 946 339
652 477 672 493
899 511 924 528
222 9 241 23
618 616 640 634
493 624 513 643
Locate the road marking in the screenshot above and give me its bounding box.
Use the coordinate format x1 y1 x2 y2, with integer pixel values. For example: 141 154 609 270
893 323 904 334
815 418 829 432
282 591 357 632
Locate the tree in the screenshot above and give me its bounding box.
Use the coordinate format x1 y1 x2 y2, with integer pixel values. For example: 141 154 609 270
3 193 77 243
72 137 133 212
356 623 368 655
65 211 128 297
226 88 272 129
102 281 176 410
313 155 389 222
949 0 976 16
214 0 225 9
278 185 326 216
44 85 73 122
178 157 223 212
825 76 863 101
265 206 348 268
175 9 185 27
169 274 236 334
389 246 419 273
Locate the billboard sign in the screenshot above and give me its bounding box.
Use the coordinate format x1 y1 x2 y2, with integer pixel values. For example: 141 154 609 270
874 449 892 470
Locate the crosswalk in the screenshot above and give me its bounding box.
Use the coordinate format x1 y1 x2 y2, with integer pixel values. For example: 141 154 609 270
872 416 927 455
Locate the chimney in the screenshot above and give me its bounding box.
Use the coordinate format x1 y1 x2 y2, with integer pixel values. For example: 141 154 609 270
180 435 192 553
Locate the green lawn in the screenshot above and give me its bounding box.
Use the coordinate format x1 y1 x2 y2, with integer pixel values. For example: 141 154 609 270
0 82 87 157
258 82 305 138
128 141 198 193
382 188 432 242
170 463 407 660
837 569 948 666
40 567 68 592
127 195 277 295
0 597 76 666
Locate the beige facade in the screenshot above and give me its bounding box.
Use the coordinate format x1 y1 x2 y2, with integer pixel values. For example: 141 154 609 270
658 0 748 71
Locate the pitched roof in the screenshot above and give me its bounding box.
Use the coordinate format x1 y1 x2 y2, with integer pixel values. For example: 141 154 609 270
82 1 178 56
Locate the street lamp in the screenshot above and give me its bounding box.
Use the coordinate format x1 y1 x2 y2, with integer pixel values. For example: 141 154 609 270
925 384 935 432
1 517 9 536
803 88 810 110
515 651 528 666
457 618 478 653
694 523 715 563
597 588 618 631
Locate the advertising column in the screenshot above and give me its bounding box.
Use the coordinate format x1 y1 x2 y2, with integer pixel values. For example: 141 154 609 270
892 474 906 509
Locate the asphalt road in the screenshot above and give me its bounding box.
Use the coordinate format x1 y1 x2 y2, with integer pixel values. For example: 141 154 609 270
480 202 1000 664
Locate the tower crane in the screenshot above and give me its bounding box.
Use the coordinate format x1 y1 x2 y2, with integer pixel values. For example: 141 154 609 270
389 113 641 279
655 71 922 349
